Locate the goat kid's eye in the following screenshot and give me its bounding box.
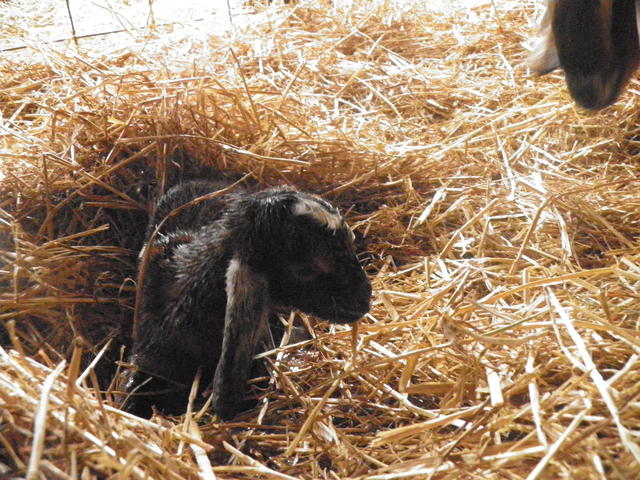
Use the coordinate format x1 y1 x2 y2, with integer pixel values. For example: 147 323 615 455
288 264 321 282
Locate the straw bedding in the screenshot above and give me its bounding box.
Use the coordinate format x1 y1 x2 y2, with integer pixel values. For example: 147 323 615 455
1 0 639 478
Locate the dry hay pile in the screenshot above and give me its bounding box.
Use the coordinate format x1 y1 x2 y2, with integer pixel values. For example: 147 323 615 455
1 0 639 478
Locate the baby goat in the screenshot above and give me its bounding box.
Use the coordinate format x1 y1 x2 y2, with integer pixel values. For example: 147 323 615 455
122 180 372 419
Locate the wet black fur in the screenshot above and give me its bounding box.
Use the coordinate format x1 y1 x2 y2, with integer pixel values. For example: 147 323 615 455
122 181 371 419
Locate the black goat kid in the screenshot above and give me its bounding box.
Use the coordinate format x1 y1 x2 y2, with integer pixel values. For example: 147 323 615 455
121 181 372 419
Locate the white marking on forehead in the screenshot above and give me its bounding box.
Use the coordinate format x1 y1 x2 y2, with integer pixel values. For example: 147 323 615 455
292 196 343 230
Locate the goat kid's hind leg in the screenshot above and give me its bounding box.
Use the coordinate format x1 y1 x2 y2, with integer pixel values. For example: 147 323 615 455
211 257 270 420
121 351 194 418
121 369 182 419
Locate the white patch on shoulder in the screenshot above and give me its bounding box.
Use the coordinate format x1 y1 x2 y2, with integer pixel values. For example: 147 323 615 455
225 256 247 299
292 196 343 230
224 256 270 337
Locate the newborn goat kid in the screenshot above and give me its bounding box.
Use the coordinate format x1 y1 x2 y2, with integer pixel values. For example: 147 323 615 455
123 181 372 419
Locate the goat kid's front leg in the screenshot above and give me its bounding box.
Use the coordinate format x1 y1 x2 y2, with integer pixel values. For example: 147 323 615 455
211 256 270 420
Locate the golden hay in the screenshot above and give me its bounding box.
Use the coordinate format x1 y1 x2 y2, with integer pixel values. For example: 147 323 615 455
1 0 639 478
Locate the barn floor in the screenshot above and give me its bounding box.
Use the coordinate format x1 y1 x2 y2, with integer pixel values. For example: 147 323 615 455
0 0 639 479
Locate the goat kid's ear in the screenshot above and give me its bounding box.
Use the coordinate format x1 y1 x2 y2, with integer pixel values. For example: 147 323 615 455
244 193 293 245
529 0 560 74
211 256 270 420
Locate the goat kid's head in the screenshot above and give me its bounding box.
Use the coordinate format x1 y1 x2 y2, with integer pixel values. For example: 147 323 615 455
229 187 372 324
